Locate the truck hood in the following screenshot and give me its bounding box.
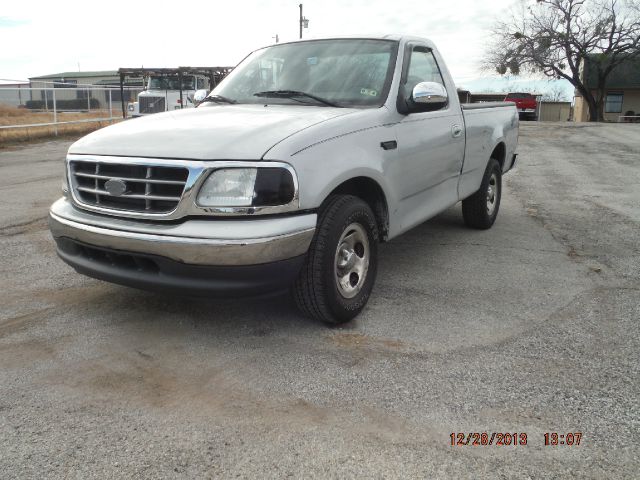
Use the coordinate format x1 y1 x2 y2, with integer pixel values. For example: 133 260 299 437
68 104 358 160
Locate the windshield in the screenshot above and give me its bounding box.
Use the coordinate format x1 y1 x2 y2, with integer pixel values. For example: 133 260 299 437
148 75 196 90
211 39 398 107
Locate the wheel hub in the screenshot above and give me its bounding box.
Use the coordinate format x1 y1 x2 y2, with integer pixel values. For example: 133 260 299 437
334 223 370 299
486 173 498 215
337 244 357 270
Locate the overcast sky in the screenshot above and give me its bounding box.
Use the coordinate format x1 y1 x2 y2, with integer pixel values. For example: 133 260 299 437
0 0 574 97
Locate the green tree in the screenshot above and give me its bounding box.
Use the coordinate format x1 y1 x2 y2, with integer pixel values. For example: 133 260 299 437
486 0 640 121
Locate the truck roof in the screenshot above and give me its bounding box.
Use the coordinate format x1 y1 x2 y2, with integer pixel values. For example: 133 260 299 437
269 34 435 48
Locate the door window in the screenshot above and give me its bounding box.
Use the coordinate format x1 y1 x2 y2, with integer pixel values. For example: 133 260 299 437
404 47 445 95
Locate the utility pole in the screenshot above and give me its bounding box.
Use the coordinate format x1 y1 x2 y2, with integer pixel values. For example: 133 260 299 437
299 4 309 39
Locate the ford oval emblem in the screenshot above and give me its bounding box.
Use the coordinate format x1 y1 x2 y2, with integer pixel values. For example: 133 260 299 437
104 178 127 197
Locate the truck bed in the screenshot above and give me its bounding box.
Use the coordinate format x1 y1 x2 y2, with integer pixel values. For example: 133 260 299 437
461 102 516 110
457 101 519 200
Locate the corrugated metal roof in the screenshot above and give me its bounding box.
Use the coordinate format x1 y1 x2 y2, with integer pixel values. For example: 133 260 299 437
29 70 118 79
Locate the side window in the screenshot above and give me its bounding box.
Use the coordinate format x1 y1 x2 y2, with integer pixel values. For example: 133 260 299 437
605 93 623 113
404 47 445 95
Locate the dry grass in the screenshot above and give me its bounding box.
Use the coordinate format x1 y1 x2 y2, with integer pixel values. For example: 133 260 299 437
0 104 124 146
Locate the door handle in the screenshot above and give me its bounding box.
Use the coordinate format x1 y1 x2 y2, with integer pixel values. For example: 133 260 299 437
451 125 463 138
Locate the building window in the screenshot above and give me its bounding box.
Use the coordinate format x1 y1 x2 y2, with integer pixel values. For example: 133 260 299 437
605 93 623 113
53 79 77 88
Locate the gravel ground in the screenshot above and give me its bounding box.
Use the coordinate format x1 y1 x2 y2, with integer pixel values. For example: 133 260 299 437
0 123 639 479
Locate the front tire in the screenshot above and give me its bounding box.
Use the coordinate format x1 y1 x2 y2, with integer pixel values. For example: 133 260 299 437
462 158 502 229
293 195 378 324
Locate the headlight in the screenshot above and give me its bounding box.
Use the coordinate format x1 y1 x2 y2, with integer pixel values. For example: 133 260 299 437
197 168 257 207
196 167 295 208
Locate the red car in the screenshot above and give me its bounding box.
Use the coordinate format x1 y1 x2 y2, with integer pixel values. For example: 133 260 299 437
505 92 538 120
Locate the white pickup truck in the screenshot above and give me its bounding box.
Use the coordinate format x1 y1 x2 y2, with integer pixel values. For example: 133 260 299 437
128 74 209 117
50 35 518 324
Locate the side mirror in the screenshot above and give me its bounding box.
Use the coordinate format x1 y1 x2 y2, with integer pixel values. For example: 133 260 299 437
193 89 209 106
412 82 448 107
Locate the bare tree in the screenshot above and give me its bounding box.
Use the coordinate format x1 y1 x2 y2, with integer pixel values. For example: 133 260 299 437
477 80 570 101
541 83 572 100
485 0 640 121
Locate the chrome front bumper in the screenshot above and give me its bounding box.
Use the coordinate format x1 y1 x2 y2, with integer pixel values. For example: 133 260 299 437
49 198 316 266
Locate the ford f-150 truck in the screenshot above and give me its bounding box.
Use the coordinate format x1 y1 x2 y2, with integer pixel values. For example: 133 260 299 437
50 35 518 324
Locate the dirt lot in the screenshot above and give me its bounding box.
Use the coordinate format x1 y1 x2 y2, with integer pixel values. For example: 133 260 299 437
1 123 639 478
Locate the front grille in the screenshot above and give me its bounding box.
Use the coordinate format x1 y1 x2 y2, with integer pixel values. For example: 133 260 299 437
139 96 166 114
69 160 189 214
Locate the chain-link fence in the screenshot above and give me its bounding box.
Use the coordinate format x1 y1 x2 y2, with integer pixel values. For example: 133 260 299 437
0 83 143 142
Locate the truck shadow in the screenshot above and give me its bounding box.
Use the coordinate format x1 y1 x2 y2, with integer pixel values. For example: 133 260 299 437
101 286 306 334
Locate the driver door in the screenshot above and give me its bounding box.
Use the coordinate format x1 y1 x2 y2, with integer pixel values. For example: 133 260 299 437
391 44 465 232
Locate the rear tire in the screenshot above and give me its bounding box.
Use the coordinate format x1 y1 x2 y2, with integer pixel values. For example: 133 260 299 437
293 195 378 324
462 158 502 230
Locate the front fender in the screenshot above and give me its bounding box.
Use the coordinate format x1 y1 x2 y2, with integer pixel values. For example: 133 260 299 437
270 124 398 213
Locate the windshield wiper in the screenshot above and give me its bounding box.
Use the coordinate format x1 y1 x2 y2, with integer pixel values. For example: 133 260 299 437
253 90 340 107
200 95 237 104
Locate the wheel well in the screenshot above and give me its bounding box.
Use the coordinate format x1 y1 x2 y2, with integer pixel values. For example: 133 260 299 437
491 142 506 170
328 177 389 241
